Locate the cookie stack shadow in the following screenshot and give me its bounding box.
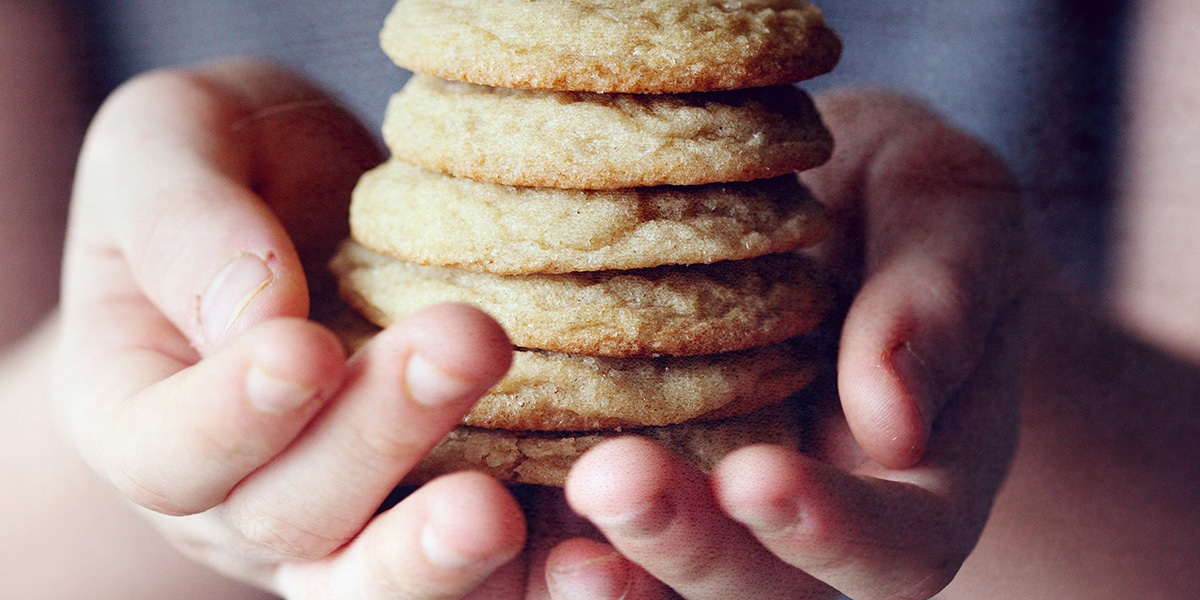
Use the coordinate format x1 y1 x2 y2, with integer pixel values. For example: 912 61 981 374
327 0 843 487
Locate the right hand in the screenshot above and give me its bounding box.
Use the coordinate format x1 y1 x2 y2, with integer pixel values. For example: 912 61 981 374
536 89 1028 600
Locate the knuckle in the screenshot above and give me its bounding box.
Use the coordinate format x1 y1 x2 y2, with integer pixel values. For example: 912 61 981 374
110 465 200 517
339 413 427 478
883 118 1018 198
360 549 430 600
231 505 349 561
189 416 281 476
919 256 977 318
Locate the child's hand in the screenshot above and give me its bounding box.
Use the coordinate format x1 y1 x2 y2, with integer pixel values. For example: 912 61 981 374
545 90 1026 600
53 61 526 598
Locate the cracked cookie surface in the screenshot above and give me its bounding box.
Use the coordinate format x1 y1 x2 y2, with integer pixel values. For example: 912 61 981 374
333 240 831 357
349 161 830 274
381 0 841 93
404 397 812 487
327 309 821 431
382 75 833 189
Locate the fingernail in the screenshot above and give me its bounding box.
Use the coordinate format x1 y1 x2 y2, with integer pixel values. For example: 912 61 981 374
588 494 675 540
549 551 632 600
891 342 935 435
420 522 483 570
245 365 320 414
200 253 274 347
405 353 476 407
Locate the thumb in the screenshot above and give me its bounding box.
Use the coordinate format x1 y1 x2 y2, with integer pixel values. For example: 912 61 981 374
64 60 380 353
801 89 1025 467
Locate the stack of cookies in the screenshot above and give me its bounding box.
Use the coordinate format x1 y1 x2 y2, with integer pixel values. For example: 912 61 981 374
329 0 843 487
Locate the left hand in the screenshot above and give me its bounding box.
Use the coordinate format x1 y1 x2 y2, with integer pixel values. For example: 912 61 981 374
537 89 1026 600
52 61 526 599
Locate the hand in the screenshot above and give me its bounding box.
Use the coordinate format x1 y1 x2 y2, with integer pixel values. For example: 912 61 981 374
541 89 1026 600
52 61 527 598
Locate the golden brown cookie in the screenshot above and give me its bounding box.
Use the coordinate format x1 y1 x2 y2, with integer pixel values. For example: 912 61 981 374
468 341 819 430
332 240 831 357
349 161 829 274
380 0 841 93
328 309 821 431
403 396 813 487
382 75 833 189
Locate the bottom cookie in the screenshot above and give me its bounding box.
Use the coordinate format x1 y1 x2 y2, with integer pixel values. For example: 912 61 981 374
402 395 813 488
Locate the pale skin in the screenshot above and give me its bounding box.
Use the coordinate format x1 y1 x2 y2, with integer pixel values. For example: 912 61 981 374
0 4 273 599
2 2 1198 599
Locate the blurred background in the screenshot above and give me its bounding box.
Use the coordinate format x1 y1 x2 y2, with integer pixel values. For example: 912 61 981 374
74 0 1129 291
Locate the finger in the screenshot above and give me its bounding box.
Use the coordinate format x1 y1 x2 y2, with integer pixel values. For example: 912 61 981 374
274 471 526 600
57 317 346 516
800 89 1024 467
219 303 513 559
519 486 674 600
836 251 997 467
713 307 1022 600
66 60 378 354
566 437 835 600
544 538 677 600
713 447 959 600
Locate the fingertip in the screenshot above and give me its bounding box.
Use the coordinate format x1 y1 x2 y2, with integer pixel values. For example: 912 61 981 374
800 89 943 207
839 264 969 468
396 302 514 390
712 447 838 554
842 373 929 470
373 303 512 409
711 445 806 535
277 471 527 599
836 351 929 470
243 318 346 413
565 437 677 528
546 539 641 600
222 308 512 560
418 472 527 572
713 445 854 550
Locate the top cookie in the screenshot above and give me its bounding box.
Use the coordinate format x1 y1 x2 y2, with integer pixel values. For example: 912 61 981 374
380 0 842 93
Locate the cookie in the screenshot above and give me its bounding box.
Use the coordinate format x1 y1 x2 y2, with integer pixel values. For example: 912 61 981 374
403 395 813 487
380 0 841 93
350 161 829 274
382 75 833 189
328 309 821 431
471 341 819 430
332 240 831 357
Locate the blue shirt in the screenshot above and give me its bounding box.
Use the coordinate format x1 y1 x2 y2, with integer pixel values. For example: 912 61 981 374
81 0 1125 287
